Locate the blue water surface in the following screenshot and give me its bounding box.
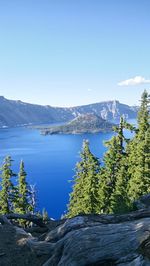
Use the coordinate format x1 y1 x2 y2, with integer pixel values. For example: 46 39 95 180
0 122 135 219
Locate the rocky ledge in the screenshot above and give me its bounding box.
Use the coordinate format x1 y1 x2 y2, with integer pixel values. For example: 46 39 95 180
1 209 150 265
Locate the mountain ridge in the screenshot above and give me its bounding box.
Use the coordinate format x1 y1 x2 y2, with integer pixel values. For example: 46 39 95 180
0 96 138 128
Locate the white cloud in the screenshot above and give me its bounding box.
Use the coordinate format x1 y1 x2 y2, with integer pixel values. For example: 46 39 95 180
118 76 150 86
87 88 92 92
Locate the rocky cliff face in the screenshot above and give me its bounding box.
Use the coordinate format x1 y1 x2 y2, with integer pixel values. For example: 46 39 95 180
71 100 138 122
1 209 150 265
0 96 138 128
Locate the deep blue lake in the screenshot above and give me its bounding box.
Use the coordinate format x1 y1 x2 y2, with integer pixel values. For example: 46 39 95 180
0 121 136 219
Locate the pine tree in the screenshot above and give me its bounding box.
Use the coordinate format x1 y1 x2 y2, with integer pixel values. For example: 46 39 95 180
109 156 131 214
98 136 121 213
0 156 16 214
99 117 132 213
67 140 101 218
14 160 31 214
128 90 150 201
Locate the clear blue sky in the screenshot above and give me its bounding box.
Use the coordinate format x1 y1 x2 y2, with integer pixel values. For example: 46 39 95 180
0 0 149 107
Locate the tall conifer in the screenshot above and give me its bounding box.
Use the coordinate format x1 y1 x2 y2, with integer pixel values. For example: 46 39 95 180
67 140 101 218
99 136 122 213
99 117 132 213
109 156 131 214
14 160 31 214
0 156 16 214
128 90 150 200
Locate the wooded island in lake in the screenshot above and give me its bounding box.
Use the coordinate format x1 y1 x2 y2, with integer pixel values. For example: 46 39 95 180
40 113 114 135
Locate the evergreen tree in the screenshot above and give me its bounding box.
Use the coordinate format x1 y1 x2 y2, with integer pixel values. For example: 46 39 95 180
98 136 122 213
109 156 131 214
67 140 101 218
14 160 31 214
128 90 150 200
0 156 16 214
138 90 150 136
99 117 132 213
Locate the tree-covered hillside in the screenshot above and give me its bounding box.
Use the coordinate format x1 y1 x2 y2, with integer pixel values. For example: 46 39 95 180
67 90 150 217
40 113 114 135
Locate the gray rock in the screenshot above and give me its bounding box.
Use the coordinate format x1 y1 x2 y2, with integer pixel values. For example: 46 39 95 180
2 210 150 265
134 194 150 210
26 210 150 265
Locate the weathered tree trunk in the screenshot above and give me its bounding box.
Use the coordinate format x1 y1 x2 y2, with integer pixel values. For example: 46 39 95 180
25 210 150 265
3 213 46 227
2 210 150 265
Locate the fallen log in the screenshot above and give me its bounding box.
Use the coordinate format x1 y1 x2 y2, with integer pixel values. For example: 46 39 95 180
45 209 150 242
6 213 47 227
26 210 150 265
0 213 46 227
2 209 150 265
42 215 150 266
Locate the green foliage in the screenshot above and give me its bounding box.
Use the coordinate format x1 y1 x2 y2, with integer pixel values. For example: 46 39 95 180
67 140 101 217
0 91 149 220
67 91 150 217
0 156 16 214
128 90 150 200
0 157 35 217
14 160 33 215
99 116 132 213
109 157 131 214
98 136 122 213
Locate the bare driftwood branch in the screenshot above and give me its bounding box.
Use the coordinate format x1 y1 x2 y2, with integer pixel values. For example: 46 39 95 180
42 214 150 266
1 213 46 227
2 209 150 265
26 210 150 265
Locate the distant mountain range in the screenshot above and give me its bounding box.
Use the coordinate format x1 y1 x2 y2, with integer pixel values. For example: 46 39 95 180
0 96 138 128
40 113 114 135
